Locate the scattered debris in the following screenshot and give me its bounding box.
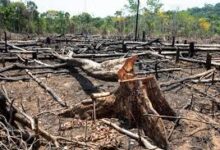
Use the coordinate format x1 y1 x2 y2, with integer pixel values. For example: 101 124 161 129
1 34 220 149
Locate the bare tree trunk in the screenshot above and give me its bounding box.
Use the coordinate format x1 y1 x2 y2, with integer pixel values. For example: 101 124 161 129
53 52 127 81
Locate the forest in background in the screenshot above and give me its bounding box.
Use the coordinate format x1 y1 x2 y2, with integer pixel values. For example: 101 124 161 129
0 0 220 38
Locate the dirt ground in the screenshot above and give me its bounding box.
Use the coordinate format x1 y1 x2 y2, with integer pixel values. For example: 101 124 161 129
1 33 220 149
1 49 220 149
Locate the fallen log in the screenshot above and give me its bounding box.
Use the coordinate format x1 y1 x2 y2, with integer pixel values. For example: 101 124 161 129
33 59 54 67
25 69 67 107
163 43 220 48
179 57 220 67
0 71 67 82
71 53 127 58
146 51 172 59
0 63 67 73
10 70 69 77
127 39 162 50
160 69 215 87
32 47 52 51
7 43 27 51
0 76 30 81
192 78 220 83
0 55 56 62
53 52 128 81
136 68 182 75
8 50 52 54
131 49 220 68
5 40 37 44
136 46 220 52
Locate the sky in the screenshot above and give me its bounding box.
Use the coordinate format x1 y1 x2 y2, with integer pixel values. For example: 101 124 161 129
16 0 220 17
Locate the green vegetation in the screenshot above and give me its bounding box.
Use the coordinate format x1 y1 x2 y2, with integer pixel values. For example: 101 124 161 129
0 0 220 37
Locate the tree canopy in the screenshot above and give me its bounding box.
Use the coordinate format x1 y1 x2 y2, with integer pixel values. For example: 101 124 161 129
0 0 220 37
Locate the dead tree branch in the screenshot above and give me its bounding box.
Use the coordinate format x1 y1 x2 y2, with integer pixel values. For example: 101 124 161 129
101 119 163 150
25 69 67 107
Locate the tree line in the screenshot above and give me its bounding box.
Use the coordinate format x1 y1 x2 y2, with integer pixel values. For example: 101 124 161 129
0 0 220 38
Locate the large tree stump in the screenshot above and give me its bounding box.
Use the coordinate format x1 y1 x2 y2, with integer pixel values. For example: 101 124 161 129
59 56 176 148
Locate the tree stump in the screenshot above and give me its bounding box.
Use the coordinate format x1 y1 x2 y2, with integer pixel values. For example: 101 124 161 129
59 56 176 148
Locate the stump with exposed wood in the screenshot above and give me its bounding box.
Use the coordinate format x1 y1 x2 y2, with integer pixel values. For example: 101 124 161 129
59 56 176 148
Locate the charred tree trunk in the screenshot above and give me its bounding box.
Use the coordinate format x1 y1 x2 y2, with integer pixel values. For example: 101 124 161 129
59 56 175 149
